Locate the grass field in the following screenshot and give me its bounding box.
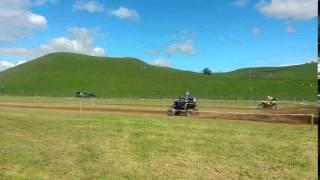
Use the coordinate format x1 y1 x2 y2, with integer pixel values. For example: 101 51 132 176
0 53 316 100
0 97 317 179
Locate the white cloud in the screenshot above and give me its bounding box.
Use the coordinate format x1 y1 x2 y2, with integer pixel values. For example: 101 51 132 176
0 60 28 71
167 40 196 56
230 0 250 7
0 27 106 61
28 13 47 26
280 62 304 67
150 58 171 67
110 7 140 21
16 60 27 65
280 57 316 67
0 48 36 58
285 25 296 33
0 61 15 71
73 0 104 13
39 27 106 56
146 31 197 64
251 27 262 36
72 1 140 22
0 0 47 41
257 0 317 20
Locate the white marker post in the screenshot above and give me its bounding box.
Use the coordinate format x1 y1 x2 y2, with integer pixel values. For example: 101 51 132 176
79 100 82 115
311 114 314 130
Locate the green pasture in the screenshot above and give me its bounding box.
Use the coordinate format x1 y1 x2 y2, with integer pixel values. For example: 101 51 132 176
0 53 316 100
0 106 317 179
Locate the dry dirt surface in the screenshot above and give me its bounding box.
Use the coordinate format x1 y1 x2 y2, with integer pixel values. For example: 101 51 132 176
0 102 317 124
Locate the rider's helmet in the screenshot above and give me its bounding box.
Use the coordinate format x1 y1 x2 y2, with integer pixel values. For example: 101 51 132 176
185 90 190 96
267 96 273 101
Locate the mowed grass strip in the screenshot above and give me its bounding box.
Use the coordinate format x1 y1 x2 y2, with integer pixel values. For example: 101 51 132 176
0 108 317 179
0 95 315 109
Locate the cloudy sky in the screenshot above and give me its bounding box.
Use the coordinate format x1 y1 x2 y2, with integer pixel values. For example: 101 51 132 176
0 0 317 72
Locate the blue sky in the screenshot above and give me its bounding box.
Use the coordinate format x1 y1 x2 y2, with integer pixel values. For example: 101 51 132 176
0 0 317 72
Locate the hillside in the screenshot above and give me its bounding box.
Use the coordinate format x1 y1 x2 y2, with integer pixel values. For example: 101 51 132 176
224 64 316 81
0 53 317 100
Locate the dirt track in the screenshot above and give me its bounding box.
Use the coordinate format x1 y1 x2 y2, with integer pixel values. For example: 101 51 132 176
0 102 317 124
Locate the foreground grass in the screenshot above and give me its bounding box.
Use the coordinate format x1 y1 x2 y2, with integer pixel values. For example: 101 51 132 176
0 108 317 179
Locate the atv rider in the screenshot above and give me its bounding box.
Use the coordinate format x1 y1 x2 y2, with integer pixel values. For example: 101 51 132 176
265 96 275 105
184 91 197 104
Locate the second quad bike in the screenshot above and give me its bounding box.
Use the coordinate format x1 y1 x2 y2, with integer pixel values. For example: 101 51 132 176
258 98 277 109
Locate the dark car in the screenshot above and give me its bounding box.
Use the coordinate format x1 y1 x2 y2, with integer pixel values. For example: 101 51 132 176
75 91 96 98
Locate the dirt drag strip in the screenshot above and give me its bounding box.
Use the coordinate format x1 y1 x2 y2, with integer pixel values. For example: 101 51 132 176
198 111 317 124
0 103 165 114
0 102 317 124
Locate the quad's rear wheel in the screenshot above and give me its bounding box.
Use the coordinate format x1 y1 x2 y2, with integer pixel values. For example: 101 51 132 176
167 108 176 116
258 104 263 109
167 108 179 116
272 104 278 109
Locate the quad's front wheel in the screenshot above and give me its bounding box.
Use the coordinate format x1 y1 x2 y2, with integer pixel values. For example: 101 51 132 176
187 109 196 116
194 108 200 115
167 108 176 116
258 104 263 109
272 104 278 110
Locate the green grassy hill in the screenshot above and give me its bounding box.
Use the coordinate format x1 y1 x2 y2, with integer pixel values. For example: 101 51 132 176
225 64 316 81
0 53 317 100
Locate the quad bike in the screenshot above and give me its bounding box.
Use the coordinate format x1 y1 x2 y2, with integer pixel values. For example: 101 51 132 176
258 99 277 109
167 97 199 116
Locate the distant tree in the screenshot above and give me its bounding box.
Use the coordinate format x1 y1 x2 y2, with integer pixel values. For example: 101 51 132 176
202 67 212 75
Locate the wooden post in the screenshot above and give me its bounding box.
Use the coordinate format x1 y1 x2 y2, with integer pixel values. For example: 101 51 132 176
311 114 314 130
